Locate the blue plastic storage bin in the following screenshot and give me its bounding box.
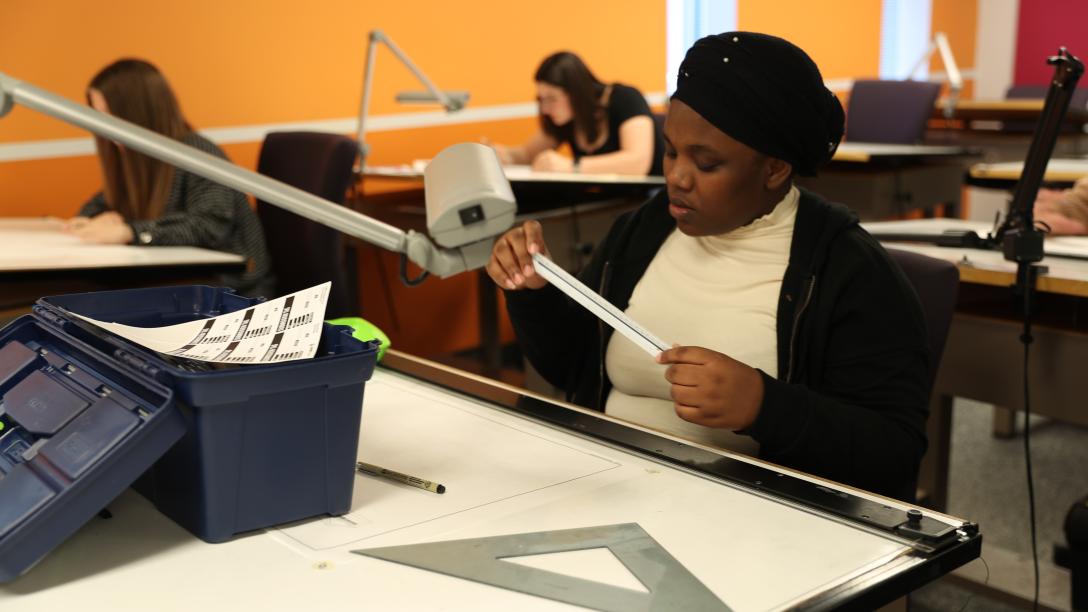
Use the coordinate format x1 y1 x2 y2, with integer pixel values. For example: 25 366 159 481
0 285 378 581
0 314 182 582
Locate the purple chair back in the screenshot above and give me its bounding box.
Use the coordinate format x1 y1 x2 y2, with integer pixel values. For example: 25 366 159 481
256 132 360 318
886 248 959 386
846 79 942 144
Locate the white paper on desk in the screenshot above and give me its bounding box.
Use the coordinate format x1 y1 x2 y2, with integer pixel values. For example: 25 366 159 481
274 374 622 552
67 282 330 364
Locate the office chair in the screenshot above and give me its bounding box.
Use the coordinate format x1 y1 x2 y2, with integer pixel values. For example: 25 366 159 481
845 79 942 144
886 248 960 510
255 131 360 319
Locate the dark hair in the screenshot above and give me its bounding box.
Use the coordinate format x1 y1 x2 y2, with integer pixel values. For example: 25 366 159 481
534 51 606 145
88 59 192 221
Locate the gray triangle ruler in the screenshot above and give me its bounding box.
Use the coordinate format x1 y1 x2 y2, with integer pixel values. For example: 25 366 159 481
352 523 731 612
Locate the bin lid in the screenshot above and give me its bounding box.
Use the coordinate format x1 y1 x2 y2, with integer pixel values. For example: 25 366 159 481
0 314 182 583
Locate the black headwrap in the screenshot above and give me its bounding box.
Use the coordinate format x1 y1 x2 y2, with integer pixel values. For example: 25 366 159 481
672 32 845 176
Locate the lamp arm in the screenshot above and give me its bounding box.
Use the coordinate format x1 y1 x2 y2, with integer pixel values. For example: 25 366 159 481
356 31 380 169
907 40 937 82
0 72 479 279
934 32 962 118
373 30 455 111
906 32 962 118
355 29 464 170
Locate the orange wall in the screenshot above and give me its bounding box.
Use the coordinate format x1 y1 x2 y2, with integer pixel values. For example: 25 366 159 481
738 0 884 81
0 0 666 216
931 0 979 99
1 2 984 356
0 1 665 358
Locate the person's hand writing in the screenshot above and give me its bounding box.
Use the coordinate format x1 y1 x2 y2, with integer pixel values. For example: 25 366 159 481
63 216 91 232
656 346 764 430
68 212 134 244
486 220 551 290
531 150 574 172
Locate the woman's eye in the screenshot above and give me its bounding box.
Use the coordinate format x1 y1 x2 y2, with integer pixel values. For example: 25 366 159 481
696 162 720 172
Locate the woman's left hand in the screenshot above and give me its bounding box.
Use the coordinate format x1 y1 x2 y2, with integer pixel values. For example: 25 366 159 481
656 346 764 430
531 150 574 172
68 212 134 244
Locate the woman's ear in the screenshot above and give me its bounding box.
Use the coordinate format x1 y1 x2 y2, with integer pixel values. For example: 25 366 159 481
765 157 793 191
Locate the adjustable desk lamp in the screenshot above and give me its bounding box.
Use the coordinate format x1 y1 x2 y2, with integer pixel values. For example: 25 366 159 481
908 31 963 118
0 73 513 284
356 29 469 171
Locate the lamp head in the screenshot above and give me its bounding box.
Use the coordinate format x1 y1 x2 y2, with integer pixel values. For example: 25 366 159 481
424 143 516 249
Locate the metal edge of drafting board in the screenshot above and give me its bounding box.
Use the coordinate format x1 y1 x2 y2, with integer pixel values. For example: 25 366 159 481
352 522 732 612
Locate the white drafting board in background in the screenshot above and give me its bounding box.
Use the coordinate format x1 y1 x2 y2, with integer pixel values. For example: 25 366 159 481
66 282 330 364
264 369 916 611
0 217 244 271
862 218 1088 260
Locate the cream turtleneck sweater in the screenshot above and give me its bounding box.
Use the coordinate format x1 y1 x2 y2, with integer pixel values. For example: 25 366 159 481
604 186 799 453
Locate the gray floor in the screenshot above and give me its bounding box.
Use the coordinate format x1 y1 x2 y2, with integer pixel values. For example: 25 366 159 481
911 399 1088 611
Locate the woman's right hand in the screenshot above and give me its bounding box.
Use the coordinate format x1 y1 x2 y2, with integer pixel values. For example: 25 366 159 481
63 216 92 232
487 220 551 290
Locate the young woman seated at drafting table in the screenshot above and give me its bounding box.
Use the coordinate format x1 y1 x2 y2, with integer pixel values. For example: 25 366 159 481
65 58 273 297
487 33 930 501
487 51 664 176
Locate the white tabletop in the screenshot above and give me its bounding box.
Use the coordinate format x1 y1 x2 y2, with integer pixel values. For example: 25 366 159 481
0 365 970 611
0 218 244 273
969 158 1088 182
864 218 1088 292
864 217 1088 260
832 142 970 163
365 163 665 186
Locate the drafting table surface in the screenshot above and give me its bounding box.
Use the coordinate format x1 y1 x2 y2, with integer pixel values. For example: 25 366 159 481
969 158 1088 183
0 365 971 611
864 218 1088 296
831 142 969 163
934 98 1088 124
0 217 243 272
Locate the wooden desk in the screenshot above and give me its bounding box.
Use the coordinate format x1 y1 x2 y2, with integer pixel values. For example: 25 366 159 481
831 142 970 163
926 100 1088 167
934 99 1088 126
0 217 245 318
0 351 980 610
967 158 1088 188
864 218 1088 495
798 143 976 220
867 218 1087 609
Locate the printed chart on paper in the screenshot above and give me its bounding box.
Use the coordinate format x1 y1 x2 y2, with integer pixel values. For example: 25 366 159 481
67 282 330 364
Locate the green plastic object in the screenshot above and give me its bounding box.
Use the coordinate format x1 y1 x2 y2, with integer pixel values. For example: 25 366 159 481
326 317 390 361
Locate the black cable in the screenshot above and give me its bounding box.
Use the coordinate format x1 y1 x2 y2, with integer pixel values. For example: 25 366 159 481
954 555 991 612
398 252 429 287
1024 336 1040 612
1019 264 1040 612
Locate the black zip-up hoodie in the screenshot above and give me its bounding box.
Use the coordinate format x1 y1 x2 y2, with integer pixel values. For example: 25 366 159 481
505 187 930 501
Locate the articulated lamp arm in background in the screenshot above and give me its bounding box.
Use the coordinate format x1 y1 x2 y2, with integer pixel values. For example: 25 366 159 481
909 31 963 119
356 29 470 170
0 72 511 280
